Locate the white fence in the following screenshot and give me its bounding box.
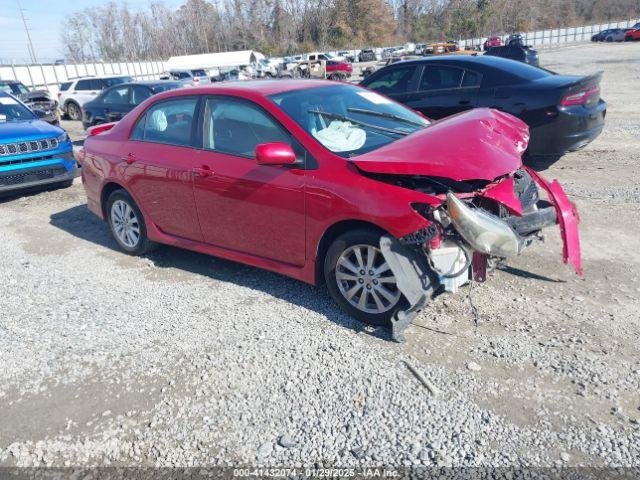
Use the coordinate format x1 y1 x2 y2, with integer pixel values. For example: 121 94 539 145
0 60 167 97
460 18 640 49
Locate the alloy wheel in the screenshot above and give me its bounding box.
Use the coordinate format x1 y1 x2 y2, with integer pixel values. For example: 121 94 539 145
110 199 141 248
335 244 401 314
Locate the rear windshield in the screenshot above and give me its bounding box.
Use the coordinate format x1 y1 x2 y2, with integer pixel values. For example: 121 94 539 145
482 56 551 83
104 76 134 87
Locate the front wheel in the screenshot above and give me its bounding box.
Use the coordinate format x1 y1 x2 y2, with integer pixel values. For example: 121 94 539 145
324 229 406 326
106 189 156 255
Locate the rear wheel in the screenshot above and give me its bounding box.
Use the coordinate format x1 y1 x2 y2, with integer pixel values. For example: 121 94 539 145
66 101 81 121
106 189 156 255
324 229 406 326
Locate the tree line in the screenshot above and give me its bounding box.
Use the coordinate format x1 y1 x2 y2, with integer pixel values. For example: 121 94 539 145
61 0 640 62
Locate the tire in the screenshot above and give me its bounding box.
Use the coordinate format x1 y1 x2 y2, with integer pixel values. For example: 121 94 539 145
106 189 156 255
324 229 407 327
66 101 81 121
606 36 613 42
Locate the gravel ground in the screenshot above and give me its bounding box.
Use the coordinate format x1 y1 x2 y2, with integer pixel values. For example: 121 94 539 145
1 42 639 471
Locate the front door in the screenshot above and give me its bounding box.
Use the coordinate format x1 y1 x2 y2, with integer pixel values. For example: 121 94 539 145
193 96 306 266
124 96 204 241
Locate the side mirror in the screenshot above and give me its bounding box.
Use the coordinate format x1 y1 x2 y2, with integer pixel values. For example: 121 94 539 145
255 142 297 166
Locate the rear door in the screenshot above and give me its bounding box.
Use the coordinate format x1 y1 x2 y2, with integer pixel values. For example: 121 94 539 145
192 96 306 266
405 65 480 119
124 96 204 241
361 64 420 104
73 79 101 106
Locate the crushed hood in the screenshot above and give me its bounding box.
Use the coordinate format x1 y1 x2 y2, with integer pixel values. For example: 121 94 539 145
351 108 529 182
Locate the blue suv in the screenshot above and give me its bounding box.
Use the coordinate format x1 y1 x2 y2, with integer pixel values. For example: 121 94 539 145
0 91 76 195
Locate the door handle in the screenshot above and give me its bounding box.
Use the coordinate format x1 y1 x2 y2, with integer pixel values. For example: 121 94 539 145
193 165 213 177
121 153 135 165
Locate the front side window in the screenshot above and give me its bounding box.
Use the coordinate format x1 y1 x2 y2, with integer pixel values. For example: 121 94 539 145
132 97 197 147
203 97 290 157
365 66 416 95
102 86 130 105
270 84 429 157
419 66 463 91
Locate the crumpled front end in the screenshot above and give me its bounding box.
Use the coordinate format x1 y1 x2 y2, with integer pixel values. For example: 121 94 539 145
379 167 582 342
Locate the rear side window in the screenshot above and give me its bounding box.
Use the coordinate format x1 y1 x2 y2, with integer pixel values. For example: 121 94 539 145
131 97 198 147
203 97 290 157
102 86 130 104
59 82 72 91
75 79 93 90
419 66 463 91
461 70 481 87
365 66 416 95
131 85 152 104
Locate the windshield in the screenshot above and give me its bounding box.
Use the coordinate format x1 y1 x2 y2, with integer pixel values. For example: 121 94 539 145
104 76 133 87
0 96 36 122
270 84 430 157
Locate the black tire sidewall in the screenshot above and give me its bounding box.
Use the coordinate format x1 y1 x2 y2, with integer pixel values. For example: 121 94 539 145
324 229 407 327
106 190 153 255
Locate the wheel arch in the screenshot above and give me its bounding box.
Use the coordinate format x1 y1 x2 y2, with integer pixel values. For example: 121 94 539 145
100 181 128 219
314 219 389 285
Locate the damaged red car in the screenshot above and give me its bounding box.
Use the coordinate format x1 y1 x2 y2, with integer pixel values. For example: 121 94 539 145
79 80 581 341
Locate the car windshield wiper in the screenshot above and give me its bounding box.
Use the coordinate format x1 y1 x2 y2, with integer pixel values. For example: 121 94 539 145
307 110 409 137
347 107 427 128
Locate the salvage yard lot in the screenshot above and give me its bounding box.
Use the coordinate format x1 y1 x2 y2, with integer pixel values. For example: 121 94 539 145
1 42 639 468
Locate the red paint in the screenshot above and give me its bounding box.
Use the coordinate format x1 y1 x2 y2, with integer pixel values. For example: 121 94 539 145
526 167 582 276
483 36 503 50
482 177 523 216
255 142 297 166
351 108 529 181
625 29 640 41
80 80 579 288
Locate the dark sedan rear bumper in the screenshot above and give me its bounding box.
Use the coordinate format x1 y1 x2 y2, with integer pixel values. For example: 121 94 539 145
527 100 606 156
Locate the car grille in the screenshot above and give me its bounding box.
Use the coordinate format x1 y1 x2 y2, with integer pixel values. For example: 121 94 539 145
0 153 56 167
0 166 66 187
0 137 59 157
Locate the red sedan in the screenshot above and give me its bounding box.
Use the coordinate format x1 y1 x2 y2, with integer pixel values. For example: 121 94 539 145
625 28 640 41
80 80 581 341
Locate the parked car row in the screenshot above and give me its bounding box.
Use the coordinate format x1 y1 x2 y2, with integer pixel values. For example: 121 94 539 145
591 23 640 42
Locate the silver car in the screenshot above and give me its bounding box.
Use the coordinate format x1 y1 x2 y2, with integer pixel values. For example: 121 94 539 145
162 69 211 86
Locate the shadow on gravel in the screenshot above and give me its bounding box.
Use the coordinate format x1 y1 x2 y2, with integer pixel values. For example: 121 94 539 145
50 204 393 341
498 265 566 283
524 154 564 171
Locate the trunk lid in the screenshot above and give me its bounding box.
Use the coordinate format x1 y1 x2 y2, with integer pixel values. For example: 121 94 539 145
351 108 528 182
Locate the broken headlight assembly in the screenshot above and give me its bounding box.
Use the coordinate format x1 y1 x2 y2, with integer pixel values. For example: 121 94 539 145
446 193 520 258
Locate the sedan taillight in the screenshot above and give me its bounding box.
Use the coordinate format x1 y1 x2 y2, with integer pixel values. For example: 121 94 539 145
561 86 600 107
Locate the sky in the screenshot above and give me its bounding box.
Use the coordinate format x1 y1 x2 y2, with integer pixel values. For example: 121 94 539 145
0 0 185 64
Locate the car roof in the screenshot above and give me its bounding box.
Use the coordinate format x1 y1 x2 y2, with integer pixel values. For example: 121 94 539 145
168 79 340 97
392 55 519 68
114 80 181 87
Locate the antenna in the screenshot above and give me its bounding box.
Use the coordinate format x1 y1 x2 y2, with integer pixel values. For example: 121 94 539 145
16 0 37 64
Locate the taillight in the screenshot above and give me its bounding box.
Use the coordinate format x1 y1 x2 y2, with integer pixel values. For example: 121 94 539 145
57 92 61 98
87 122 116 136
193 77 200 83
561 86 600 107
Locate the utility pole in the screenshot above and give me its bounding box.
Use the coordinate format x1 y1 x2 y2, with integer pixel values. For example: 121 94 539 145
17 0 37 64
